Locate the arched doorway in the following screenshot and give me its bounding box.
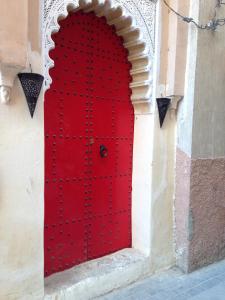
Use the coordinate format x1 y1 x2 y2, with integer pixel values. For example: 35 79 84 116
44 11 134 277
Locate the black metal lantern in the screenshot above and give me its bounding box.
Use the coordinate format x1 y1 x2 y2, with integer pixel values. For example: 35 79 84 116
18 73 44 118
156 98 171 128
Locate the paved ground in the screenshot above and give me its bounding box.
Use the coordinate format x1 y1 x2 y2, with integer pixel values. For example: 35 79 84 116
98 259 225 300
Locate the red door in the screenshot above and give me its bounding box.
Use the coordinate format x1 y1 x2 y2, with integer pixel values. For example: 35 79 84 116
44 11 134 277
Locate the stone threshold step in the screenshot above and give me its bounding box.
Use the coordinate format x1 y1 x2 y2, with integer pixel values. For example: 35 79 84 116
45 248 149 300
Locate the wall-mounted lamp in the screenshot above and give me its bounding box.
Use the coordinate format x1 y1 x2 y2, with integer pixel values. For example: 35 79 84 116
156 97 171 128
18 72 44 118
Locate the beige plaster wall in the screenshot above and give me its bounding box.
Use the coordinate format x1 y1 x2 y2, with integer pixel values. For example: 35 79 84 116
0 0 44 299
173 1 189 95
177 0 199 157
0 0 28 67
150 108 176 271
148 1 182 271
158 1 169 89
192 1 225 159
177 0 225 159
153 0 191 271
158 0 189 97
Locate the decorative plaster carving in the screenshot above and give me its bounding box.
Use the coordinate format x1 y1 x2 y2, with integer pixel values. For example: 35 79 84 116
43 0 157 104
168 95 183 121
169 95 184 112
0 86 11 104
0 64 22 104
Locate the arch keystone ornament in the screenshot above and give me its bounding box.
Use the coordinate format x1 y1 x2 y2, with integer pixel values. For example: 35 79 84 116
44 0 156 105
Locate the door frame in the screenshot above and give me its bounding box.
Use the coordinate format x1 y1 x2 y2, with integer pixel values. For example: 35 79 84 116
44 0 153 257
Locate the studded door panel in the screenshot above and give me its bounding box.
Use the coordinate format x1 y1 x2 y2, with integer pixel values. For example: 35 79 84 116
44 11 134 277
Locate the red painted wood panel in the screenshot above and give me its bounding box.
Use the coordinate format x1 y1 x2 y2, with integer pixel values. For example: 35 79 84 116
44 11 134 277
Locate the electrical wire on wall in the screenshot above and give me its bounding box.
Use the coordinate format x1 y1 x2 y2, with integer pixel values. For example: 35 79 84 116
163 0 225 30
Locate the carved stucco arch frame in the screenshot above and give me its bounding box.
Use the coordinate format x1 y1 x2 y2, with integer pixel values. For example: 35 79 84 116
43 0 156 251
44 0 156 105
43 2 157 294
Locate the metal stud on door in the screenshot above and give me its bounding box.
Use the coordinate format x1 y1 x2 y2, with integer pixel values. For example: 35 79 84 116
44 11 134 277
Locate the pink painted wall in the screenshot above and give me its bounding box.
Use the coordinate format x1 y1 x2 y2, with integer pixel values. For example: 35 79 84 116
175 148 225 272
189 157 225 271
175 148 191 272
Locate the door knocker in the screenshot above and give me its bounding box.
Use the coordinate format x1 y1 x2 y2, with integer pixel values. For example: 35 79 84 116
100 145 108 158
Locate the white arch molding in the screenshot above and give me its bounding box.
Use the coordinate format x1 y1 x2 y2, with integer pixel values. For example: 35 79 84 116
43 0 157 104
43 0 157 298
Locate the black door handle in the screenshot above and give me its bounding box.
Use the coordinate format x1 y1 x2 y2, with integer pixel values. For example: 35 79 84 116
100 145 108 158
